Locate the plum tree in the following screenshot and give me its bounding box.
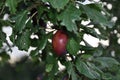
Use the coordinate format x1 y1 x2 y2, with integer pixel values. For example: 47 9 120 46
0 0 120 80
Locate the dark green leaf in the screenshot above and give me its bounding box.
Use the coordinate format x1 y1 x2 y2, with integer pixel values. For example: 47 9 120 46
37 6 47 18
15 10 28 33
80 54 93 60
42 0 69 10
80 45 95 51
45 63 53 72
0 31 6 42
16 30 30 50
46 56 58 80
102 73 113 80
87 62 103 74
93 45 103 57
81 25 106 39
94 57 120 68
9 32 15 44
30 49 39 57
76 59 99 79
46 54 56 64
58 3 81 33
67 38 80 55
38 32 52 50
6 0 17 14
48 8 58 23
67 62 77 80
0 19 12 26
38 35 48 50
25 18 32 28
81 5 113 28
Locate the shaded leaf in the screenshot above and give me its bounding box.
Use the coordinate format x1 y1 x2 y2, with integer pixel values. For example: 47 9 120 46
58 3 81 33
0 31 6 42
93 45 103 57
66 62 77 80
82 27 104 39
87 62 103 74
46 54 56 64
76 59 99 79
38 32 52 50
67 38 80 55
15 10 28 33
16 30 30 50
80 54 93 60
42 0 69 10
45 63 53 72
38 35 48 50
46 56 58 80
6 0 17 14
94 57 119 68
81 4 113 28
44 53 57 78
30 49 39 57
0 19 12 26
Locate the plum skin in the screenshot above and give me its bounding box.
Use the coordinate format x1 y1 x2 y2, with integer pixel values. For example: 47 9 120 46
52 30 68 56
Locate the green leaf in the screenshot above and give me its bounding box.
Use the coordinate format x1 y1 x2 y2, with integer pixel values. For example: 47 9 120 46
42 0 69 10
38 32 52 50
82 26 105 39
25 18 32 28
45 54 58 79
94 57 119 68
81 5 113 28
93 45 103 57
16 30 30 50
76 59 98 79
46 56 58 80
0 19 12 26
46 54 56 64
38 35 48 50
45 64 53 72
9 32 15 44
81 54 93 60
67 62 77 80
0 31 6 42
37 6 48 18
58 3 81 33
6 0 17 14
102 73 113 80
15 10 28 33
67 38 80 55
30 49 39 57
80 45 95 52
87 62 103 74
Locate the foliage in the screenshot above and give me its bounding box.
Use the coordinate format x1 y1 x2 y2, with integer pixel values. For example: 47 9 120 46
0 0 120 80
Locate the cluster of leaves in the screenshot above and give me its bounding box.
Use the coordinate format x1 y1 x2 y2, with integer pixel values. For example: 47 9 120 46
0 0 120 80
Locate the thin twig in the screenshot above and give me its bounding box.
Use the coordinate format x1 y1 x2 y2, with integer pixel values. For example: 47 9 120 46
5 40 12 52
26 11 37 24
